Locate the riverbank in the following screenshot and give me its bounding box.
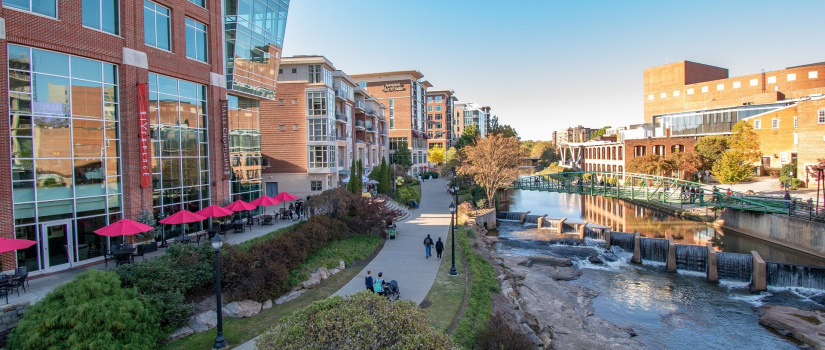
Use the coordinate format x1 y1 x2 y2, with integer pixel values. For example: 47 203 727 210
467 226 645 349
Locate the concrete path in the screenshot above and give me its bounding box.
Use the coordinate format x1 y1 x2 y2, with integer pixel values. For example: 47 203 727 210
6 214 305 306
333 178 451 304
234 179 451 350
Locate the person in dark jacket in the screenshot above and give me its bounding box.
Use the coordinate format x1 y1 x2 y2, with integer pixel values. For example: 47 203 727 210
365 270 374 292
423 234 434 258
435 237 444 259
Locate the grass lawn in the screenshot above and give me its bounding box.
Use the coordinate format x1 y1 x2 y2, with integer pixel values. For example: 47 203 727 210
422 224 466 333
160 235 381 350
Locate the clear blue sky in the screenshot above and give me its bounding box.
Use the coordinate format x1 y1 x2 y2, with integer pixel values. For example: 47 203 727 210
282 0 825 141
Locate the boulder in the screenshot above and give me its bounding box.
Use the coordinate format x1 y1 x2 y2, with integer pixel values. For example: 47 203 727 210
262 300 273 310
188 310 217 333
301 273 322 289
528 256 573 267
275 289 307 305
222 300 262 318
588 255 604 264
758 305 825 349
535 265 582 281
329 268 340 275
317 267 330 280
167 326 194 341
338 260 346 270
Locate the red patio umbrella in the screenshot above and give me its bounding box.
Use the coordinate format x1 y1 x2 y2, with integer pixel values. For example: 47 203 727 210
196 205 234 218
159 210 206 239
94 219 154 246
0 237 38 254
224 199 257 212
273 192 299 202
250 195 281 215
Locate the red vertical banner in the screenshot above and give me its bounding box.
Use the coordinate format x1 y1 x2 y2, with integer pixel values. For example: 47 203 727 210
220 99 231 180
137 83 152 188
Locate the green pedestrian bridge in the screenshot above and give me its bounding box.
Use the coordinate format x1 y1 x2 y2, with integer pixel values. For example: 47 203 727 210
513 171 792 214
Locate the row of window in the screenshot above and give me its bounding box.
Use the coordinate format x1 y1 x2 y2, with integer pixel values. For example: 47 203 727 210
648 71 820 100
426 96 444 103
427 105 442 112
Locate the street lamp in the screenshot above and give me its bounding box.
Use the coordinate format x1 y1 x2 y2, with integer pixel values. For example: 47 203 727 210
211 234 227 349
449 201 457 276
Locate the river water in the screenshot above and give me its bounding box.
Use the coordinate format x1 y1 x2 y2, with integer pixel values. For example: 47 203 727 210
496 190 825 349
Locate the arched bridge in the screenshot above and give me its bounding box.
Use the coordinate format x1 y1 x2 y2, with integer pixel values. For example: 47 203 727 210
513 172 790 214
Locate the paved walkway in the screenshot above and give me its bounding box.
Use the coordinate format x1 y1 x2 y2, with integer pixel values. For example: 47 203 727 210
6 214 305 306
235 179 452 350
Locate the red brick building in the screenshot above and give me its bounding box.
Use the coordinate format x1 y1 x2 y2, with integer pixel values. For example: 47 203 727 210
426 89 456 150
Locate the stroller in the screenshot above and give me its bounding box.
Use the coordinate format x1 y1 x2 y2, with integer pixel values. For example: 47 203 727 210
383 280 400 301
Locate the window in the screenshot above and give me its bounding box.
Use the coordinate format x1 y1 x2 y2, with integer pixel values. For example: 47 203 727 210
187 0 204 7
754 120 761 129
750 78 759 86
389 98 395 129
82 0 119 34
794 133 798 145
293 124 298 131
427 105 433 112
648 94 654 100
185 18 207 62
787 73 796 81
278 99 284 105
767 76 776 84
144 1 171 50
291 68 297 73
307 119 330 142
306 92 327 116
311 180 322 191
701 86 709 93
308 146 332 168
794 116 797 129
686 88 694 95
308 65 326 84
279 125 285 131
278 68 283 74
810 71 819 79
427 114 433 121
717 84 724 91
780 152 788 163
427 97 433 103
435 113 442 120
772 118 779 129
292 99 297 104
733 81 741 89
819 109 825 124
435 96 442 103
5 0 56 17
660 92 667 98
435 105 442 112
673 90 680 97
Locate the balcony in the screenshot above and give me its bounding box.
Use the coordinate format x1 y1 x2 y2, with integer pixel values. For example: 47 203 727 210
366 109 377 117
334 88 347 100
355 120 366 130
335 113 347 122
354 101 365 111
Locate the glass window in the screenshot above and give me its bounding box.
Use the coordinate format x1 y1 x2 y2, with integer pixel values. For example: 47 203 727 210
185 18 207 62
4 0 56 17
819 109 825 124
82 0 119 34
772 119 779 129
187 0 204 7
307 119 329 142
306 91 327 116
754 120 761 130
308 65 322 84
144 0 171 50
310 180 321 191
435 105 442 112
308 146 330 168
435 96 442 103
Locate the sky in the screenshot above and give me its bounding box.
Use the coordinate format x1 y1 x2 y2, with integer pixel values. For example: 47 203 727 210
281 0 825 141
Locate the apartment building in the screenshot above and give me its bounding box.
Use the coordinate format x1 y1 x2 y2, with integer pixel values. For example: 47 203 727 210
644 60 825 180
351 71 430 175
262 56 387 198
426 89 456 149
0 0 289 273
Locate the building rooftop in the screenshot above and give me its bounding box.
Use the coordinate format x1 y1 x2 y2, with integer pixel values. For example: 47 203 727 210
350 70 425 81
281 55 335 69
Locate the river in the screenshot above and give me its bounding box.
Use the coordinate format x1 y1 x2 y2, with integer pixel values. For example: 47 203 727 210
496 190 825 349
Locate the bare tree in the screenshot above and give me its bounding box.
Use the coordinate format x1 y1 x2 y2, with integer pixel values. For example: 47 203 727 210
457 134 522 208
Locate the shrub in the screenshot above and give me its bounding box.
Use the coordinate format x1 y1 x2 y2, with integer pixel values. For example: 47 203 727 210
423 170 439 179
474 313 535 350
308 188 403 235
779 161 802 190
451 227 499 348
395 185 420 206
8 270 165 350
256 292 452 350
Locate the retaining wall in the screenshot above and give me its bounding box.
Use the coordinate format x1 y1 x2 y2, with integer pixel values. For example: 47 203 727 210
721 209 825 259
0 301 28 346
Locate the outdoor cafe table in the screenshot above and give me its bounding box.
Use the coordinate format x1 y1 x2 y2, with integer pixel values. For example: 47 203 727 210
113 248 135 266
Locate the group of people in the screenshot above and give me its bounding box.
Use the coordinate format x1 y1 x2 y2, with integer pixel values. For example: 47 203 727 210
286 199 304 220
423 234 444 259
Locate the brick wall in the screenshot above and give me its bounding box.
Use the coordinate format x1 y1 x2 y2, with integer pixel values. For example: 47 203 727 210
262 82 308 174
0 301 28 347
623 136 696 162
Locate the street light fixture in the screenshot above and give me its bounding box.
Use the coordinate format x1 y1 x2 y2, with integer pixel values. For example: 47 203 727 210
211 234 228 349
449 201 457 276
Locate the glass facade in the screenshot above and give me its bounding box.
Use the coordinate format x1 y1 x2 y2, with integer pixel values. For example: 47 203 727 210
653 102 791 137
224 0 289 99
4 0 56 17
144 0 171 51
8 44 121 272
185 17 208 62
82 0 119 34
228 95 262 204
148 73 210 228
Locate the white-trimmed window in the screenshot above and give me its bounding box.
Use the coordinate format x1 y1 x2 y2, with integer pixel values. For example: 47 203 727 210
144 0 171 50
435 96 443 103
426 96 433 103
687 88 694 95
733 81 741 88
701 86 709 93
648 94 654 100
307 119 331 142
435 105 442 111
82 0 119 34
306 92 327 116
308 146 333 168
750 78 759 86
780 152 788 163
660 92 667 98
427 105 433 112
185 18 207 62
768 76 776 84
794 116 798 129
787 73 796 81
754 119 761 129
772 118 779 129
819 108 825 124
5 0 56 17
810 71 819 79
717 84 724 91
673 90 680 97
311 180 322 191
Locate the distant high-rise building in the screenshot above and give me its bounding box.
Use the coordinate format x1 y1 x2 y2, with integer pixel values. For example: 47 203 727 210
426 90 457 149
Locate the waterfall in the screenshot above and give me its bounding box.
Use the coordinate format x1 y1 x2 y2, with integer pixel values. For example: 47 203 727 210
524 214 544 223
766 263 825 289
675 244 707 273
584 227 604 240
640 237 668 263
497 211 524 222
610 232 635 252
717 252 753 282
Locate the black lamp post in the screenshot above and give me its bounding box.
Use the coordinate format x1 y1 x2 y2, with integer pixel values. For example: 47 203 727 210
212 234 228 349
449 201 457 276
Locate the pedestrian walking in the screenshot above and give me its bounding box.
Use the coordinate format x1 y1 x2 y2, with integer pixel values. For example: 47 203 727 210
373 272 385 296
435 237 444 259
295 200 302 219
423 234 434 258
365 270 374 293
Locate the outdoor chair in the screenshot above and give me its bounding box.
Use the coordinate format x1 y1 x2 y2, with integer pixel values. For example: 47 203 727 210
132 245 146 262
0 281 8 304
103 251 115 268
15 267 29 288
261 216 273 226
245 216 254 230
232 223 244 234
219 224 229 235
8 274 26 297
115 253 133 266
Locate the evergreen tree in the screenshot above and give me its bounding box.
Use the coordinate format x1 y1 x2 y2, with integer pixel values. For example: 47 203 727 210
347 159 357 195
378 157 390 194
354 159 364 194
383 158 393 194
